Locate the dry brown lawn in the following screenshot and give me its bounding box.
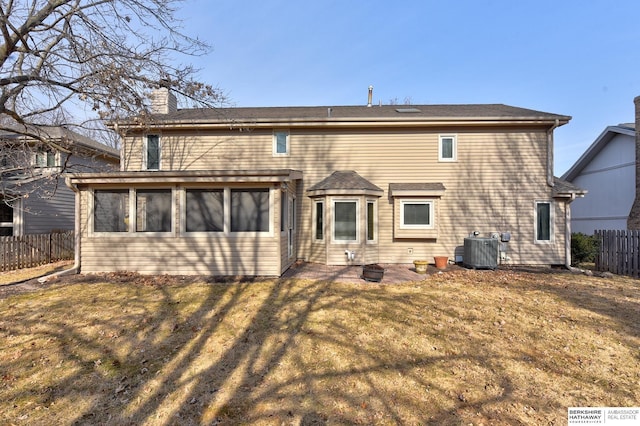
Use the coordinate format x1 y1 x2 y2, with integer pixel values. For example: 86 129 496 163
0 268 638 425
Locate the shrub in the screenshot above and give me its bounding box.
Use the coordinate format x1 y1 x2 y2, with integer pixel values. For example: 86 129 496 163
571 232 600 266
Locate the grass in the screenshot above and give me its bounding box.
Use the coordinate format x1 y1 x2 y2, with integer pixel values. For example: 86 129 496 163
0 269 639 425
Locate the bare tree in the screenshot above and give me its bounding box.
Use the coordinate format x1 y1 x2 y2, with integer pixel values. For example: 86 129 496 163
0 0 225 202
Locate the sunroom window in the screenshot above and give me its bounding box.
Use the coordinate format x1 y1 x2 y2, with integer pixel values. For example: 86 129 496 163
231 189 270 232
186 189 223 232
136 189 172 232
94 190 129 233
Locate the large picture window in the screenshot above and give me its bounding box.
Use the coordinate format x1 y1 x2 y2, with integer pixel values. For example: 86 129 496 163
334 200 357 241
186 189 223 232
231 189 270 232
400 200 433 229
136 189 172 232
94 190 129 232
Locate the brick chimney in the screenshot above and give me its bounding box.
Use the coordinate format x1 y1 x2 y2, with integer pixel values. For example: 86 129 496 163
627 96 640 229
150 87 177 114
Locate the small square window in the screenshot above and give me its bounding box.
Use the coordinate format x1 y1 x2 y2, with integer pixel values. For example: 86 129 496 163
273 131 289 156
439 135 457 162
400 200 433 229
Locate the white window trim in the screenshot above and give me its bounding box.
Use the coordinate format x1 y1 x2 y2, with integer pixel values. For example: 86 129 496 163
400 199 434 230
438 134 457 162
143 134 161 171
313 200 324 242
534 200 554 244
32 150 61 172
366 199 377 243
331 198 359 243
272 130 290 157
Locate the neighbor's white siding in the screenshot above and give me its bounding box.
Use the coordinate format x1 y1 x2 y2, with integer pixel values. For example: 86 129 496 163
570 132 635 234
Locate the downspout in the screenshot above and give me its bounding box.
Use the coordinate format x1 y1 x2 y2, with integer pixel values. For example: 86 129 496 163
547 119 560 187
565 194 575 270
38 176 81 282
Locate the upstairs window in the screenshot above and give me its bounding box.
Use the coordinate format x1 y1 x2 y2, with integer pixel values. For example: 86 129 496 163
439 135 457 162
273 130 289 156
34 150 57 168
145 134 160 170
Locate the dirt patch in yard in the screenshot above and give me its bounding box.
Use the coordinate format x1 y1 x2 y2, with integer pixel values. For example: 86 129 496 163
0 269 638 425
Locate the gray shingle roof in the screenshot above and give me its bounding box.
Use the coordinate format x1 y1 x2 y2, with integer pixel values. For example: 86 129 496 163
553 177 587 197
307 171 383 193
141 104 570 125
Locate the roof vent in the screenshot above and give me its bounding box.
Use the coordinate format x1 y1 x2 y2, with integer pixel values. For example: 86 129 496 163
367 85 373 107
395 108 422 113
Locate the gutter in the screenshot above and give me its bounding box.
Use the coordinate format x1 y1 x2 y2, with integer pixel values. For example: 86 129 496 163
38 176 81 282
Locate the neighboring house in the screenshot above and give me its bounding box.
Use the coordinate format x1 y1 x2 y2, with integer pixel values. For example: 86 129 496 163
0 127 119 236
67 88 584 276
561 123 635 234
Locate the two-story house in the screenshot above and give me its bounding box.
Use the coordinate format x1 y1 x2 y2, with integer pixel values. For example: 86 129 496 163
67 89 584 276
1 126 119 236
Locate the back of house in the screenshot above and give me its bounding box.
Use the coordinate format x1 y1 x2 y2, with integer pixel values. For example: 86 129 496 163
69 89 583 276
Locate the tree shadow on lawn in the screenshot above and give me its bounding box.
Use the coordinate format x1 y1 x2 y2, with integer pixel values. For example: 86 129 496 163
2 271 639 425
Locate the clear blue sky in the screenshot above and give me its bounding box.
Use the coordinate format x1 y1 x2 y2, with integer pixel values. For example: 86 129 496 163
176 0 640 175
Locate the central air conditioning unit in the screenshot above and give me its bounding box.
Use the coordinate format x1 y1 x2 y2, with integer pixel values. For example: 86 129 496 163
463 237 499 269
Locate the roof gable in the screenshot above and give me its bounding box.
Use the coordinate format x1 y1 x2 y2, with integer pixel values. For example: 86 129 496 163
561 124 635 181
307 171 383 196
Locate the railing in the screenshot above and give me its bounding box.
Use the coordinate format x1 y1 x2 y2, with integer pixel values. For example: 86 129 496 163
0 231 74 272
594 229 640 278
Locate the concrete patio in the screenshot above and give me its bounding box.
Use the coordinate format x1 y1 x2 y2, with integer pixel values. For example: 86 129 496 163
281 262 456 284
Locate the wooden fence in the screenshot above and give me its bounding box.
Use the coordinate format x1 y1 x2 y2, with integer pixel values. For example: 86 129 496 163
0 231 74 272
594 229 640 278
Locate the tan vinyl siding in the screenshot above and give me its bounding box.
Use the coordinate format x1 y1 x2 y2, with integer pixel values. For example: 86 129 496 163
80 236 280 275
108 125 565 270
